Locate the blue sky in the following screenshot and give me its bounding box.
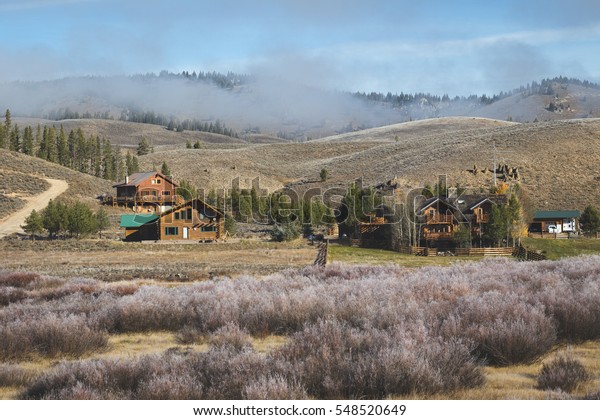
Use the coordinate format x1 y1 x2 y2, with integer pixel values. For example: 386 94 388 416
0 0 599 95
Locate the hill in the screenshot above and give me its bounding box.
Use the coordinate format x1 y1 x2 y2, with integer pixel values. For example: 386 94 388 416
12 117 257 150
140 117 600 213
0 149 113 218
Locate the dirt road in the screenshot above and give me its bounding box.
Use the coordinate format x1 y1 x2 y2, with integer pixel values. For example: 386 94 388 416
0 178 69 239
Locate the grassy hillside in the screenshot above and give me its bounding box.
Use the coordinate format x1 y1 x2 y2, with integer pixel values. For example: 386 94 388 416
0 149 113 208
139 117 600 213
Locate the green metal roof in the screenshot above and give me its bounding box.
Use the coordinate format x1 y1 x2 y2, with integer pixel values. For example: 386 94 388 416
120 214 159 228
533 210 581 220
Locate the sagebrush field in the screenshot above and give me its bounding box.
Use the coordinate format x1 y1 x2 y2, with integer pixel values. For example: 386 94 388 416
1 257 599 399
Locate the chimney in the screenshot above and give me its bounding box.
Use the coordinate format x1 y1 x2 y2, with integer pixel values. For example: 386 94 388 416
125 176 130 184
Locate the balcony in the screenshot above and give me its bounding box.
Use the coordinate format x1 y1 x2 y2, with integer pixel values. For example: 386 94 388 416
425 214 454 224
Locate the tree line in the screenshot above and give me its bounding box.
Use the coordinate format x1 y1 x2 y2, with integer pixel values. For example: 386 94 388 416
21 200 110 240
0 109 140 182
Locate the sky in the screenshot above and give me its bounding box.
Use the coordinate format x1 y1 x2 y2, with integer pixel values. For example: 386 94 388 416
0 0 599 96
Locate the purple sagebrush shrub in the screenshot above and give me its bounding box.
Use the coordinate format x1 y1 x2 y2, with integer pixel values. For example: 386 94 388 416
0 363 37 387
442 292 556 365
208 323 253 352
243 374 308 400
537 352 590 393
0 271 40 288
0 314 108 360
0 287 27 306
275 319 483 399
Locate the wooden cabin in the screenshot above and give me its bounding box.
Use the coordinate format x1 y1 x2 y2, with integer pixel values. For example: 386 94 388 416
120 198 225 242
107 171 181 212
159 198 225 241
417 197 461 246
529 210 580 238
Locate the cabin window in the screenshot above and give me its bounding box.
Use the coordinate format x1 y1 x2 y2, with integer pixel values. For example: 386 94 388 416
165 227 178 236
156 179 161 184
174 212 180 220
187 209 193 220
163 191 170 196
199 213 204 220
201 225 216 232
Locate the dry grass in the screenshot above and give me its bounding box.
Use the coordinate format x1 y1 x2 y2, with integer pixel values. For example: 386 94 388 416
140 117 600 214
0 238 316 280
0 149 113 204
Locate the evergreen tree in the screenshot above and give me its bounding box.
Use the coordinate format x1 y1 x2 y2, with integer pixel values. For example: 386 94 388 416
0 122 5 149
57 125 69 166
580 205 600 235
137 137 151 155
4 109 11 140
46 125 58 163
67 201 96 239
22 125 34 156
186 140 192 149
160 161 171 176
320 168 328 182
176 179 197 200
95 207 110 239
42 199 67 239
9 124 20 152
21 209 44 240
102 139 115 180
34 124 42 155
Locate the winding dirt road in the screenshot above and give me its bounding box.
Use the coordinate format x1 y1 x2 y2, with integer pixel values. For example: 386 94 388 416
0 178 69 239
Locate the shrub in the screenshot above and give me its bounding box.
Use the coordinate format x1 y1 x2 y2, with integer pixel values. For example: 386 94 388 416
208 323 253 352
0 364 38 387
537 352 590 393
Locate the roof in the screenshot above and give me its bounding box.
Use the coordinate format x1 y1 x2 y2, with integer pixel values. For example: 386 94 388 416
533 210 581 220
113 171 178 188
120 214 159 228
160 198 224 218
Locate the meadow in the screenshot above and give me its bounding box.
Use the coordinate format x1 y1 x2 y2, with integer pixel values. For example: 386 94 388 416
1 256 599 399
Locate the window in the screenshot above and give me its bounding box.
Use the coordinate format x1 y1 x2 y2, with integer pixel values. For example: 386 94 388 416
163 191 170 196
187 209 192 220
151 179 156 184
201 225 216 232
174 212 180 220
156 179 161 184
165 227 178 236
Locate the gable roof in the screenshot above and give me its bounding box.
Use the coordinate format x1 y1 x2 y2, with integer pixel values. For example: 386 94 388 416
113 171 178 188
120 214 159 228
533 210 581 220
160 197 224 218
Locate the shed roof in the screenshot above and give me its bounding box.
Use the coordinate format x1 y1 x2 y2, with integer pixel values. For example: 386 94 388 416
120 214 159 228
533 210 581 220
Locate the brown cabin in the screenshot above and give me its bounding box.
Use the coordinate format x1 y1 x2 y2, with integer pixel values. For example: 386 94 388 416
108 171 180 212
120 198 225 242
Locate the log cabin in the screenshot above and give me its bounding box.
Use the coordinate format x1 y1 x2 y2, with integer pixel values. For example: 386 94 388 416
107 171 181 212
120 198 225 242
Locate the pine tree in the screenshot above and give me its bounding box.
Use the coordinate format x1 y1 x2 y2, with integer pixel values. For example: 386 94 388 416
160 161 171 177
137 137 151 155
580 205 600 235
57 125 69 166
22 125 34 155
0 123 5 149
4 109 11 139
95 207 110 239
45 125 58 163
21 209 44 240
34 124 42 155
67 201 96 239
9 124 20 152
42 199 67 239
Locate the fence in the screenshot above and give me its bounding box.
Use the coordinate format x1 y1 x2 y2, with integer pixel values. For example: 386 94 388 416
313 241 329 266
512 245 547 261
398 246 514 257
